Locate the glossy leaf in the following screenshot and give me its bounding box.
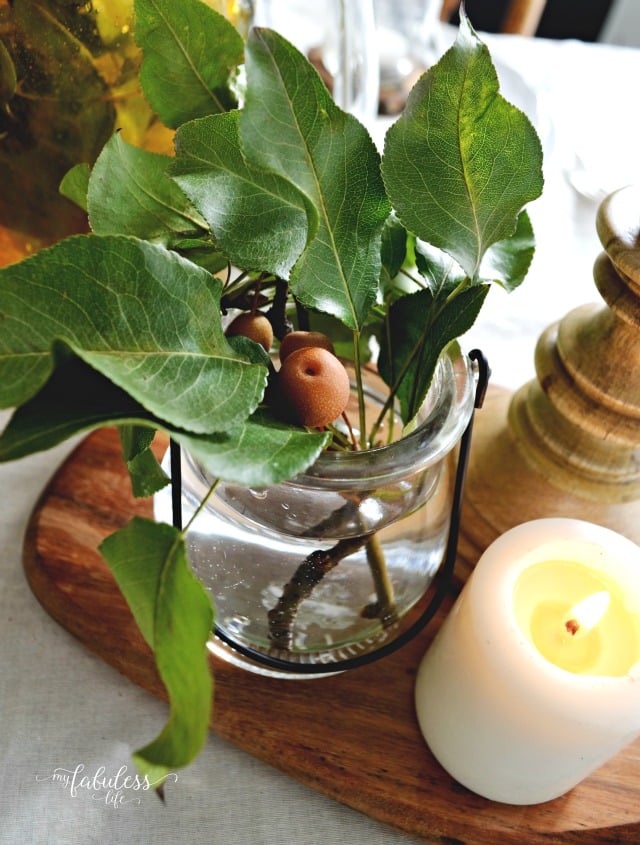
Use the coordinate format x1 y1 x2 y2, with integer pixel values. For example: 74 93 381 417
478 209 536 292
181 409 330 487
0 235 267 433
380 215 409 291
134 0 243 128
59 163 91 212
414 242 466 297
378 285 489 421
100 518 214 785
171 111 311 277
172 239 229 275
0 356 153 461
119 425 169 498
0 357 329 487
382 13 543 281
240 28 391 330
88 133 208 245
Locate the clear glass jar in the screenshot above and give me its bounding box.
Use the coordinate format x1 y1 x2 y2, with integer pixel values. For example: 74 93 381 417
155 344 476 676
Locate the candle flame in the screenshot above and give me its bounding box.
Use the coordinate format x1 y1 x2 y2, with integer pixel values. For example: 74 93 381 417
564 591 610 637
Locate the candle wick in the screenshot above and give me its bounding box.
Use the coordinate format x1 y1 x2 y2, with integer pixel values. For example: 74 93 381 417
565 618 580 636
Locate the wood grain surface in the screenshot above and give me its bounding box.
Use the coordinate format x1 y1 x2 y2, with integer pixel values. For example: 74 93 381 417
22 424 640 844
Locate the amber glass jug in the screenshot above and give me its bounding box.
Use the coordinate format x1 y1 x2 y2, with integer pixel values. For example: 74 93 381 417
0 0 252 263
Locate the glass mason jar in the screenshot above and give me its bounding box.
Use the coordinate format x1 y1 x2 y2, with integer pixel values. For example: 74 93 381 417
155 344 477 676
0 0 253 262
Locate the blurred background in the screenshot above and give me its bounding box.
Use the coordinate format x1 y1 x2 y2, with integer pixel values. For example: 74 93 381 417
443 0 640 45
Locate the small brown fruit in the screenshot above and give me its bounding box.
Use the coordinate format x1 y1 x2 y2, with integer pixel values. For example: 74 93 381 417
226 312 274 352
279 330 335 363
278 346 350 428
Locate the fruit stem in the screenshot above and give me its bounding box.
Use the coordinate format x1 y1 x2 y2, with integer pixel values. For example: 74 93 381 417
265 278 291 341
295 298 310 331
183 476 220 535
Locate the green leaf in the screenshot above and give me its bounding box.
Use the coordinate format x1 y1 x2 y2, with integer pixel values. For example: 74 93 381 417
478 209 535 292
380 215 409 290
134 0 244 128
0 235 267 434
173 240 229 275
241 28 391 330
100 518 214 783
378 285 489 422
0 357 329 487
171 111 311 278
414 242 466 297
59 163 91 212
119 424 169 497
381 12 543 281
181 409 330 487
0 355 154 461
87 133 208 245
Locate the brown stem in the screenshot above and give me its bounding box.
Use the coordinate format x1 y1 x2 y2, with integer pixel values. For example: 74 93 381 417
267 536 368 650
294 297 310 331
265 278 292 340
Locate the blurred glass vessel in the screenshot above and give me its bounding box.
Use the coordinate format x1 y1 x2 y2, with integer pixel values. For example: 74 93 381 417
373 0 444 114
253 0 379 127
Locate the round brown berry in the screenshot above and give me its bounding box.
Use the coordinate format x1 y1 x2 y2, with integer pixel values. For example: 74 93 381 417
277 346 350 428
279 330 335 363
226 312 273 352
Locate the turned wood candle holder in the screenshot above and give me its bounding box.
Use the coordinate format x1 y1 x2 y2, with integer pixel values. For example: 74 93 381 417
457 184 640 580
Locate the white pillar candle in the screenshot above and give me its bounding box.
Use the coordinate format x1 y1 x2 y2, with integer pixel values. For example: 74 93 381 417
415 518 640 805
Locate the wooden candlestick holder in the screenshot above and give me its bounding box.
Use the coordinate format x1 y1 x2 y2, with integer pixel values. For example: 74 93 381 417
457 184 640 579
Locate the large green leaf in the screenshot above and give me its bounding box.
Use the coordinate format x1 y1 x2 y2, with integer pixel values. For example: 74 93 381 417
381 13 543 281
88 133 208 245
181 409 331 486
378 285 489 422
478 209 536 292
171 111 311 278
100 518 214 785
0 355 154 461
0 357 329 486
0 235 267 433
240 28 391 330
134 0 243 128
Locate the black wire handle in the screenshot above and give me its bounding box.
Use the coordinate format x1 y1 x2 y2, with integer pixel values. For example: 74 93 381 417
171 349 490 675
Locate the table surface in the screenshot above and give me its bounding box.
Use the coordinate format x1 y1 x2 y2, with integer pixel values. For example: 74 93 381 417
2 24 640 845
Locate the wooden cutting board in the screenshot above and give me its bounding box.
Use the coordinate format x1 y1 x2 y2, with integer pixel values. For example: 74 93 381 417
22 425 640 844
